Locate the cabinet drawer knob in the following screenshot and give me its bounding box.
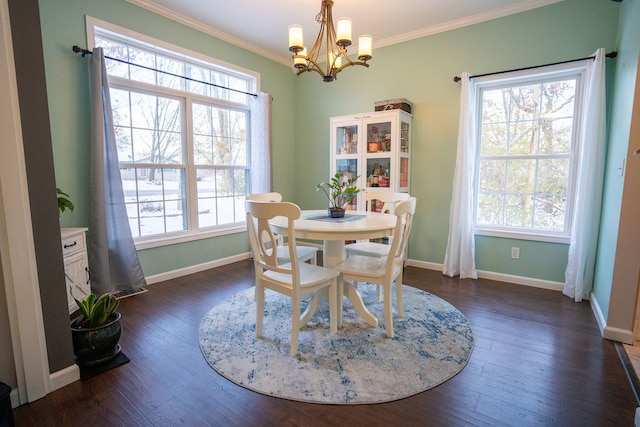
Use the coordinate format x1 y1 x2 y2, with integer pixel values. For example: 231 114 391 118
64 241 77 249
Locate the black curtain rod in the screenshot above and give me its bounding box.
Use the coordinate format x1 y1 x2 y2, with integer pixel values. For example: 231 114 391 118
453 51 617 83
72 45 258 98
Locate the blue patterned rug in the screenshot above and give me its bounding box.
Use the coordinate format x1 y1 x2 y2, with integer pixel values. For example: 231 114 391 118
199 284 474 404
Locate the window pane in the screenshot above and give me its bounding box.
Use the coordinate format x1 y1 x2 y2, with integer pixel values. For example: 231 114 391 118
156 55 184 90
505 194 534 228
533 195 566 231
480 122 508 156
128 47 156 85
193 103 247 166
478 159 505 192
197 169 247 227
96 38 130 78
509 84 541 122
477 193 504 225
187 65 210 96
506 159 536 193
118 91 183 164
508 121 536 155
123 167 187 237
536 159 569 195
539 118 572 154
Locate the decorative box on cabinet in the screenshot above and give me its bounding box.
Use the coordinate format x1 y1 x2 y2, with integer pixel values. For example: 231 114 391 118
330 109 412 209
61 227 91 314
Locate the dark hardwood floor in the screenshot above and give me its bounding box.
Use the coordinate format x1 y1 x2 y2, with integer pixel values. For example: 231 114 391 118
13 261 637 426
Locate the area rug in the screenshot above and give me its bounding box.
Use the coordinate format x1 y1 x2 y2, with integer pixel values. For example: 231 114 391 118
199 284 474 404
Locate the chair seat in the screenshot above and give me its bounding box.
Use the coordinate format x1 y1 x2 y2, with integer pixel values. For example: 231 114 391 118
345 242 390 258
277 245 318 263
265 262 339 289
334 255 401 281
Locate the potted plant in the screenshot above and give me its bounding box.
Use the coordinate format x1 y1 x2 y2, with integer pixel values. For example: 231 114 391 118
315 171 360 218
70 291 122 367
56 187 75 216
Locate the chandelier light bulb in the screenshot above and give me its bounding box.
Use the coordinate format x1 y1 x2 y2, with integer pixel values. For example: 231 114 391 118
336 17 352 47
358 35 373 60
288 25 304 52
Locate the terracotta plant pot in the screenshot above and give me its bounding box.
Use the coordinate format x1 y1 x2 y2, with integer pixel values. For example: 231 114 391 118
71 312 122 367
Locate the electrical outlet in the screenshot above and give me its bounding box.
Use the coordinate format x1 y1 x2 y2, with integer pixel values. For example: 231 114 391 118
511 247 520 259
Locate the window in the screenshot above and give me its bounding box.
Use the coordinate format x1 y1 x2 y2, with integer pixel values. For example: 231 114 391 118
474 65 586 243
90 20 259 247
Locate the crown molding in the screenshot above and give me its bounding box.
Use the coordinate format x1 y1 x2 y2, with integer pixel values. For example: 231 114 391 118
125 0 292 67
374 0 565 49
127 0 565 68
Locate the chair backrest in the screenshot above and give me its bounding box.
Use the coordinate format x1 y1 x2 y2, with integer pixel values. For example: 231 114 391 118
247 192 283 202
364 191 410 214
385 197 417 271
245 200 301 285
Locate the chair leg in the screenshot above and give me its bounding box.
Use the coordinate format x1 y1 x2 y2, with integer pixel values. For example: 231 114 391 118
384 283 394 338
376 284 382 303
329 278 338 333
396 271 404 318
256 284 264 338
337 276 344 328
290 297 301 357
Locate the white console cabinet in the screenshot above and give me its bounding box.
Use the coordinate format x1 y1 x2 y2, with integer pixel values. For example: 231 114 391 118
61 227 91 314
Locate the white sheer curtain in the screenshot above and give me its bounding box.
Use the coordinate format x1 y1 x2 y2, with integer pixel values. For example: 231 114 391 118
563 48 607 302
89 48 147 295
443 72 478 279
250 92 273 193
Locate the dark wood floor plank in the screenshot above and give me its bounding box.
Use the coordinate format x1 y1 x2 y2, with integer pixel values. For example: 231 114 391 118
12 261 637 426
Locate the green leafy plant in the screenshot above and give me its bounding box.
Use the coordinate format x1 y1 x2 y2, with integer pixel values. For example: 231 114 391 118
316 172 360 209
56 188 75 215
71 290 120 329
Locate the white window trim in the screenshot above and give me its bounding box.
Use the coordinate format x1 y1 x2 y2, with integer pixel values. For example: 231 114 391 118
87 17 260 248
86 16 260 89
472 61 588 244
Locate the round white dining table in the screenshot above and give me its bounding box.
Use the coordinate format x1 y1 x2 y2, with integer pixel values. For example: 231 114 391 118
270 209 396 327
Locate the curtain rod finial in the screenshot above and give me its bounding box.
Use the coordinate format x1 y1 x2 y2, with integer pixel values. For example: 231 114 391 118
454 76 461 83
72 45 92 57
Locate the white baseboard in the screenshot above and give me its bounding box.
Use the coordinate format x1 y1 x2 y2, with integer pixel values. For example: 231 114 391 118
406 259 564 291
145 252 251 285
590 291 607 336
591 291 634 344
49 363 80 392
604 325 634 344
476 269 564 291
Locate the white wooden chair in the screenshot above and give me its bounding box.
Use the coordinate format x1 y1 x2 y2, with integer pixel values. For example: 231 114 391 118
246 200 339 356
247 192 319 265
345 191 411 301
334 197 416 338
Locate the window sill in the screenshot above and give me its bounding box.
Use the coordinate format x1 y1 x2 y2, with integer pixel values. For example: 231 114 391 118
134 224 247 250
474 227 570 244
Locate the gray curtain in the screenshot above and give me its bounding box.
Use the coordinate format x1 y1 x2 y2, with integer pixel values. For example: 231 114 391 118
89 47 146 295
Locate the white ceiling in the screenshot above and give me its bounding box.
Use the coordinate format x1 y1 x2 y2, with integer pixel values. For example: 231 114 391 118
126 0 564 66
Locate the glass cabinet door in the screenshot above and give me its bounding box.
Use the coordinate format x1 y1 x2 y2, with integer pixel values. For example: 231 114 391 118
365 120 392 153
335 124 358 155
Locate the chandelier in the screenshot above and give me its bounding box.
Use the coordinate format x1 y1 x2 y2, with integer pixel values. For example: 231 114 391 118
288 0 372 82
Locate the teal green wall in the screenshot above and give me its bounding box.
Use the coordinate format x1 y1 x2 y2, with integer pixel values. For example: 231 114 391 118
293 0 620 282
39 0 623 282
38 0 297 276
592 0 640 321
